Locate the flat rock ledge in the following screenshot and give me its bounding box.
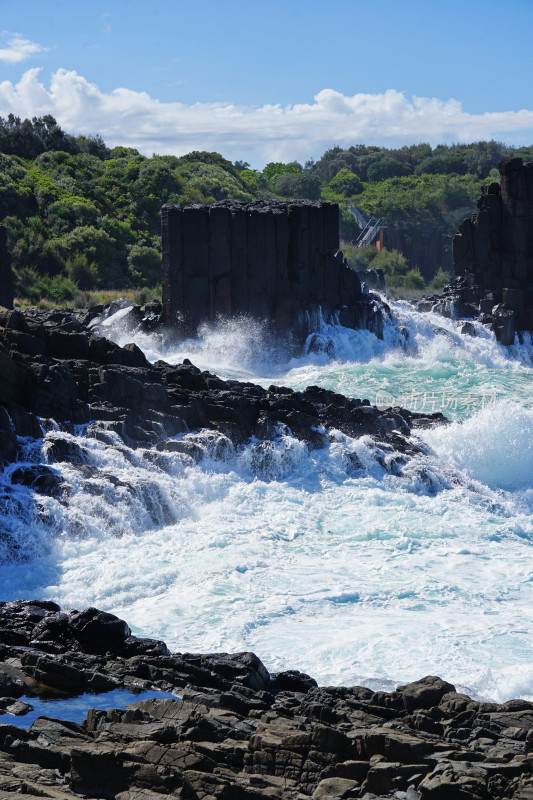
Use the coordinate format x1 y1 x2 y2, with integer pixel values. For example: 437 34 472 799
0 602 532 800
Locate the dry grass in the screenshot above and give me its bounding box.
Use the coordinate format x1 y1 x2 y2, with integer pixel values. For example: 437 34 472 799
14 287 162 310
384 286 428 301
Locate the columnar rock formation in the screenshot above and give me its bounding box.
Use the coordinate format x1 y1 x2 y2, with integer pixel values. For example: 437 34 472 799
162 200 376 340
0 225 13 310
453 157 533 333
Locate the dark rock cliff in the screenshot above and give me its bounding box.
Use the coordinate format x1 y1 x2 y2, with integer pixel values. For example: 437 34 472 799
0 226 13 310
452 157 533 335
162 200 384 341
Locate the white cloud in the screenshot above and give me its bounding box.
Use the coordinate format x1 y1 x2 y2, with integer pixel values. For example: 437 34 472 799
0 33 48 64
1 68 533 166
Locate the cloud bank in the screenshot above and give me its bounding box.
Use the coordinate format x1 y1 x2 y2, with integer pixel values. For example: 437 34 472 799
1 67 533 165
0 34 48 65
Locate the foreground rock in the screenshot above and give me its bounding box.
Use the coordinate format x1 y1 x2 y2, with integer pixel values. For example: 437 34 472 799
0 304 444 472
0 601 532 799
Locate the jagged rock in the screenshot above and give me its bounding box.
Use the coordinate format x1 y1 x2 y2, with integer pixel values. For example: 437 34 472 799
0 602 532 799
10 465 64 497
395 676 456 713
413 158 533 341
0 307 446 487
313 776 361 797
272 670 318 694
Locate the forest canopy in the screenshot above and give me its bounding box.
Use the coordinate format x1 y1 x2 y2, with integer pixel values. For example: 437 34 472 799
0 114 531 303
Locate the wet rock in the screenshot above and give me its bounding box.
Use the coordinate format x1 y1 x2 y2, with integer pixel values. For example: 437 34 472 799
45 436 89 465
4 699 33 716
492 303 516 345
69 607 131 654
396 676 456 713
0 602 531 799
460 322 478 337
272 671 318 694
10 465 64 497
0 307 447 488
0 412 16 465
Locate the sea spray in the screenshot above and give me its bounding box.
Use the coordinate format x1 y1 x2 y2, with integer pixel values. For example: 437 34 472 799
1 299 533 702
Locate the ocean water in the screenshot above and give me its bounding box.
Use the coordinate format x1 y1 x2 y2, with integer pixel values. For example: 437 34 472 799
1 300 533 703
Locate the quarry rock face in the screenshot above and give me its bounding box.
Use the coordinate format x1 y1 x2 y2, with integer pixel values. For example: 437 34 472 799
452 157 533 334
0 226 13 310
161 200 371 340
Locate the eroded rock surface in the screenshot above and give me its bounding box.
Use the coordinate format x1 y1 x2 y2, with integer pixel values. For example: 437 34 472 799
0 305 443 472
0 226 13 311
0 601 532 799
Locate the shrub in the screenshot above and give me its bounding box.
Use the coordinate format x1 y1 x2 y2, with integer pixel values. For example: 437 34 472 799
329 169 363 196
403 268 425 289
341 242 378 271
66 254 99 290
127 245 162 287
429 268 452 290
13 267 79 303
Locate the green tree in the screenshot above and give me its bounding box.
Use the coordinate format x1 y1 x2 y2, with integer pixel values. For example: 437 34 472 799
329 169 363 196
239 168 268 194
263 161 302 182
127 245 161 286
366 157 412 182
45 198 99 235
270 172 321 200
176 161 253 202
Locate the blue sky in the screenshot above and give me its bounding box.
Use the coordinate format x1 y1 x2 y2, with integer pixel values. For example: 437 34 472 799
0 0 532 166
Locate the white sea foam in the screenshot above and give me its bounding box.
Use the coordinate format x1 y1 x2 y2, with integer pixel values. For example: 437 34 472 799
421 401 533 491
1 300 533 701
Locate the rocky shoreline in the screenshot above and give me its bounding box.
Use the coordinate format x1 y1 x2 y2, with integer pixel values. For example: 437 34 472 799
7 306 530 798
0 600 532 799
0 302 444 485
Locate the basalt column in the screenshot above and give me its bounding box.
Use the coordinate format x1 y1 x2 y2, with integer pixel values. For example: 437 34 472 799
452 157 533 331
230 204 248 315
161 200 362 337
209 205 232 316
247 207 276 319
0 226 13 310
183 206 210 324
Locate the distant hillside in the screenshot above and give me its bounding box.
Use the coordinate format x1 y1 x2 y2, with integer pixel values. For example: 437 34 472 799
0 114 531 304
